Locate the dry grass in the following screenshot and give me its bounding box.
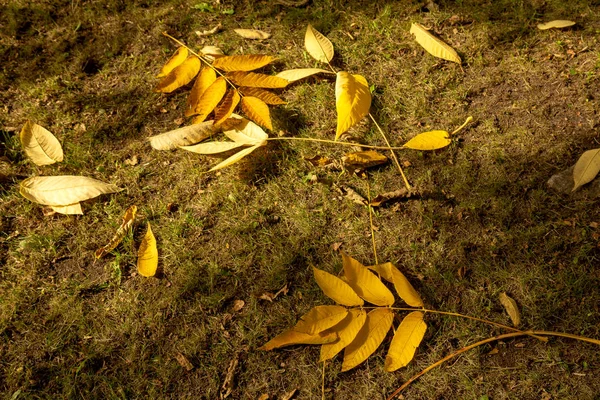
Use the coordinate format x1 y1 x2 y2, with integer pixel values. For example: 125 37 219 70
1 0 600 399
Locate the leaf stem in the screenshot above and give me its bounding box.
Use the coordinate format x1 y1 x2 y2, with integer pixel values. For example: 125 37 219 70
266 136 406 150
368 114 411 190
387 330 600 399
162 32 239 92
450 116 473 136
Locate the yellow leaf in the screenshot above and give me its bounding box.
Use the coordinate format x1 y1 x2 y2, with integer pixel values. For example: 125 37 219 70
185 67 217 117
335 72 371 140
410 23 461 64
223 115 268 145
95 205 137 259
499 292 521 327
20 176 121 207
294 305 348 335
50 203 83 215
368 263 423 307
241 96 272 130
19 121 64 166
342 150 388 170
138 222 158 277
259 328 337 351
214 90 241 127
276 68 334 82
572 148 600 191
342 253 395 306
180 141 245 155
155 55 201 93
227 72 288 89
341 308 394 372
209 145 260 172
403 130 451 150
148 121 217 150
312 267 363 307
384 311 427 371
234 29 271 39
239 87 286 105
157 47 188 78
191 77 227 123
320 308 367 361
537 20 576 30
212 55 275 72
305 24 334 63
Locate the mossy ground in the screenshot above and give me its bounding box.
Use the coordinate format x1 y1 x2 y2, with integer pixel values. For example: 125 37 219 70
1 0 600 399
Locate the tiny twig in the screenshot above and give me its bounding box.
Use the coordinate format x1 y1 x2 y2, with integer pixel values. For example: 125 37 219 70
366 177 378 264
368 114 411 190
267 136 406 150
387 330 600 399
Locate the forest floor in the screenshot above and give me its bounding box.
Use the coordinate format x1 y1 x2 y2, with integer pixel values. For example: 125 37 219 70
1 0 600 399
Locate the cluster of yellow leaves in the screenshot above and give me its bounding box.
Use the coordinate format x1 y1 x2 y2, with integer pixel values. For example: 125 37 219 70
95 205 158 277
261 253 427 372
18 121 121 215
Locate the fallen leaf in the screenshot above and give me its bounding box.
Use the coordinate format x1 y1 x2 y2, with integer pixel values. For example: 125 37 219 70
320 308 367 361
234 29 271 40
214 90 241 127
186 67 217 117
335 72 371 139
200 45 225 61
241 96 273 130
537 20 576 30
385 311 427 371
342 253 395 306
410 23 461 64
305 24 334 63
96 206 137 259
572 148 600 191
335 184 367 206
155 56 201 93
403 130 451 150
138 222 158 277
190 77 228 122
149 121 217 150
209 145 261 172
499 292 521 327
238 87 286 105
259 327 337 351
19 121 64 166
212 55 276 72
294 305 348 335
304 155 334 167
195 23 222 37
157 47 188 78
227 72 288 89
342 308 394 371
220 355 238 399
280 389 298 400
342 150 387 170
367 262 423 307
232 300 245 312
124 155 139 166
276 68 333 82
257 395 269 400
20 176 121 207
174 352 194 371
369 188 410 207
313 266 364 307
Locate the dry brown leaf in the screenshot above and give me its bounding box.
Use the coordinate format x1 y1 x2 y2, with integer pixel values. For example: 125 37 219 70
232 300 245 312
227 72 288 89
238 87 286 105
304 155 334 167
369 188 410 207
212 55 276 72
96 205 137 259
280 389 297 400
174 353 194 371
499 292 521 327
342 150 388 171
220 355 239 399
335 184 367 206
195 23 222 37
234 29 271 40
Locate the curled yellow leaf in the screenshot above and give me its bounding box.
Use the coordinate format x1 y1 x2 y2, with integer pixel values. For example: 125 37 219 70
208 145 260 172
385 311 427 371
138 222 158 277
234 29 271 40
19 121 63 166
276 68 334 83
537 20 576 30
335 72 371 140
312 267 363 307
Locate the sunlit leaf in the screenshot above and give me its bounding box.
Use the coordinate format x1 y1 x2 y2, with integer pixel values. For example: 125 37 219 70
155 56 201 93
227 72 288 89
185 67 217 117
294 305 348 335
190 77 227 123
95 205 137 259
19 121 63 166
239 87 286 105
50 203 83 215
214 90 241 127
20 176 121 206
223 115 268 145
335 72 371 140
208 145 260 172
149 121 217 150
410 23 461 64
403 130 451 150
368 262 423 307
342 253 395 306
200 45 225 61
342 150 388 170
341 308 394 372
385 311 427 371
305 24 334 63
212 55 276 72
537 20 576 30
312 267 363 307
241 96 272 130
138 222 158 277
499 292 521 327
180 141 245 154
234 29 271 40
276 68 334 82
572 148 600 191
320 308 367 362
259 328 337 351
157 47 188 78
